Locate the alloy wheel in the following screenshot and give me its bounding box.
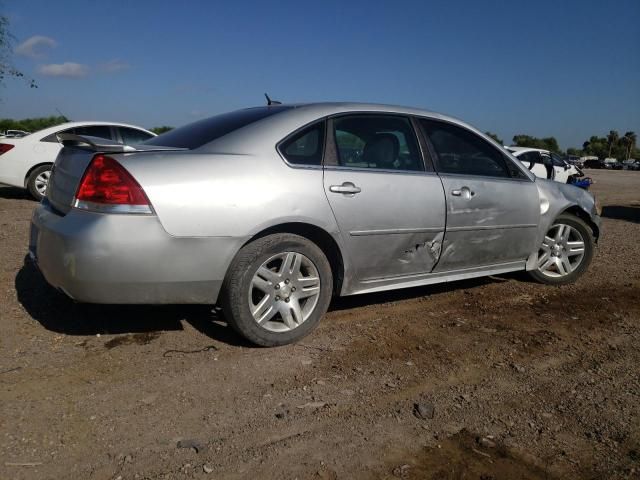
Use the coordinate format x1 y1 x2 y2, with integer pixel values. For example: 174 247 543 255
536 223 586 278
248 251 321 332
34 170 51 196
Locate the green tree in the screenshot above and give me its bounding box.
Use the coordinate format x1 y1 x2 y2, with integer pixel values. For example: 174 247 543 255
0 115 68 133
606 130 619 158
584 136 608 159
484 131 503 145
150 126 173 135
512 134 561 153
620 131 637 160
0 14 36 93
566 147 581 156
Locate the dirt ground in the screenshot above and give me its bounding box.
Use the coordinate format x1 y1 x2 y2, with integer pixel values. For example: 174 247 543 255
1 170 639 480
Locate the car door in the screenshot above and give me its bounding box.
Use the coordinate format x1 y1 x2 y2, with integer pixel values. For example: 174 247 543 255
419 119 540 272
323 114 446 281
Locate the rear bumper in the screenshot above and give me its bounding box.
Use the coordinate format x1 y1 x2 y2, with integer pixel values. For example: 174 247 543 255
29 201 243 304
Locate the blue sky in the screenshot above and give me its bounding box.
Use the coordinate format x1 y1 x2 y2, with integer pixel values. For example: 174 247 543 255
2 0 639 148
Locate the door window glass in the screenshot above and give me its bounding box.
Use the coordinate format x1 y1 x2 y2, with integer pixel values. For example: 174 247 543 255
422 120 511 178
333 116 423 171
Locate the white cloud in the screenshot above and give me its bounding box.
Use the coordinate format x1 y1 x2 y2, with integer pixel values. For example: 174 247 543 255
38 62 89 78
98 59 130 73
15 36 57 59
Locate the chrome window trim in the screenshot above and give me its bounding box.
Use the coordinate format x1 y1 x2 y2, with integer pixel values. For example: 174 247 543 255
437 172 534 183
323 165 439 176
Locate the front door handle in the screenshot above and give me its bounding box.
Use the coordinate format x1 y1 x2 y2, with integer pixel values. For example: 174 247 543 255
330 182 362 194
451 186 475 199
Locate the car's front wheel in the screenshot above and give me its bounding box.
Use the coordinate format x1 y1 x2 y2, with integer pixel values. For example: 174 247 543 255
528 213 594 285
220 233 333 347
26 165 52 201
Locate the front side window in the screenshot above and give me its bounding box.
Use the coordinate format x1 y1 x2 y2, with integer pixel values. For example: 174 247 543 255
422 119 512 178
279 121 325 166
332 115 423 172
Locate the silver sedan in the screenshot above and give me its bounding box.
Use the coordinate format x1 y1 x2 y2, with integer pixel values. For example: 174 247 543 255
30 103 600 346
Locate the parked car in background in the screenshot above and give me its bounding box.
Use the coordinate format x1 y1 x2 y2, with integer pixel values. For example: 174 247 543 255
30 103 600 347
603 158 623 170
0 122 156 200
1 129 32 138
583 159 606 169
506 147 582 184
622 159 639 170
565 155 583 168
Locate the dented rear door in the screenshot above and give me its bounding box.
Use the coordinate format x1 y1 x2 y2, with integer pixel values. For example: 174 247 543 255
323 114 447 281
324 168 446 280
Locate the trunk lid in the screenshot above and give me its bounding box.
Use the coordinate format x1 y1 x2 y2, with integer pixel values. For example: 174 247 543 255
47 134 185 214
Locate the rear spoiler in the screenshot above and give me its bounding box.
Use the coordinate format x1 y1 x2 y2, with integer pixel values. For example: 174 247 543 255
56 133 187 153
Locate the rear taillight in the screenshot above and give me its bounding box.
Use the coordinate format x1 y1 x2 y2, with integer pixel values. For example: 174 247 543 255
0 143 14 155
74 154 153 214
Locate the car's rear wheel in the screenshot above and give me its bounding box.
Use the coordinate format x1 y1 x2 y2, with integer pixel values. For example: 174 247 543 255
528 213 594 285
220 233 333 347
27 165 52 201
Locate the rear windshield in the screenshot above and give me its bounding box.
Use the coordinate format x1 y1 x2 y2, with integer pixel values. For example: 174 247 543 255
144 106 291 149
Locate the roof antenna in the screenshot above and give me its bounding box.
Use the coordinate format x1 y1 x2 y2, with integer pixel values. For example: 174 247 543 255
264 93 282 106
55 107 70 121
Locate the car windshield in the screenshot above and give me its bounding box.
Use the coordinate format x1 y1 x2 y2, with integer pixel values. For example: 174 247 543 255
144 106 291 149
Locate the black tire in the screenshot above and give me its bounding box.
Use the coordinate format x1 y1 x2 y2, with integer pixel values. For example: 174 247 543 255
528 213 595 285
26 164 52 201
220 233 333 347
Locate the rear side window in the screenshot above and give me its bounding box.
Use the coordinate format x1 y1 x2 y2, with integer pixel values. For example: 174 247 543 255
119 127 154 145
145 106 291 149
279 122 325 166
72 125 113 140
41 125 114 142
422 119 512 178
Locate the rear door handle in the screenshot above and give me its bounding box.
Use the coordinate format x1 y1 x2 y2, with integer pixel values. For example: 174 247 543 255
329 182 362 194
451 187 475 199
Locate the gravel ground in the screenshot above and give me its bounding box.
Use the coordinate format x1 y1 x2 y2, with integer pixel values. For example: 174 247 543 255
1 170 639 480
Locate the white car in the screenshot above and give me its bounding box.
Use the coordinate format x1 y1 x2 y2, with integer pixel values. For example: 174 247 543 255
507 147 582 184
0 122 155 200
1 129 31 138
